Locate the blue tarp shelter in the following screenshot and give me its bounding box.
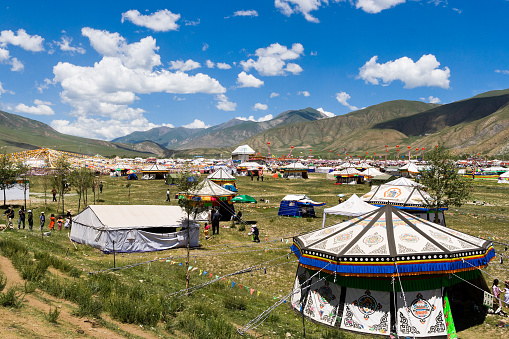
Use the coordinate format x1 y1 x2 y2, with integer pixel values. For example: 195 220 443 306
278 194 325 218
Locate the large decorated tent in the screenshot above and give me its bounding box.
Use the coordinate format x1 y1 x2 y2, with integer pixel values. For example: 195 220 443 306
278 194 325 218
141 164 170 179
332 168 365 184
361 180 447 225
291 205 494 337
207 168 237 187
231 145 256 162
398 162 421 177
70 205 199 253
176 179 237 221
280 162 309 179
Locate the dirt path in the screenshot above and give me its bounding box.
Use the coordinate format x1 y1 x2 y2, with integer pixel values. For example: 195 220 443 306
0 255 160 339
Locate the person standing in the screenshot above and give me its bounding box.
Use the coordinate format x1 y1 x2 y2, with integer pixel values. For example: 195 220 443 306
166 189 170 202
261 171 264 182
66 209 72 229
211 208 222 235
49 214 55 230
493 279 503 314
252 224 260 242
99 182 104 194
18 207 25 229
27 210 33 231
52 188 57 202
3 206 14 229
39 211 45 230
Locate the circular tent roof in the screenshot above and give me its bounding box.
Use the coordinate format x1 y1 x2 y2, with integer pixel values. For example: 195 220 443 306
292 205 494 277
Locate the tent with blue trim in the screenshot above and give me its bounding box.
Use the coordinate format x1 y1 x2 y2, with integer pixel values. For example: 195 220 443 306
278 194 325 218
290 205 494 338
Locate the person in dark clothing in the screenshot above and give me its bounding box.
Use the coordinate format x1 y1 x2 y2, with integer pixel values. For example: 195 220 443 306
3 206 14 229
18 207 25 229
211 209 222 235
166 189 170 202
27 210 33 231
99 182 104 194
252 224 260 242
250 172 254 181
52 188 57 202
40 212 45 230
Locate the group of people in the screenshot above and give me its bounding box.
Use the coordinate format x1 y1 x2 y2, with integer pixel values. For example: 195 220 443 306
4 206 72 232
202 207 260 242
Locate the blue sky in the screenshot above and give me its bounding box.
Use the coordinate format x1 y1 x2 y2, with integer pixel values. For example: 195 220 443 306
0 0 508 140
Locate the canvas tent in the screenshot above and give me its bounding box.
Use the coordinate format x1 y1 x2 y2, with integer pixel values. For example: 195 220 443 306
207 168 237 187
232 145 256 162
141 164 170 180
497 171 509 184
361 181 447 225
291 205 494 337
321 194 378 227
278 194 325 218
70 205 199 253
398 162 420 177
280 162 308 179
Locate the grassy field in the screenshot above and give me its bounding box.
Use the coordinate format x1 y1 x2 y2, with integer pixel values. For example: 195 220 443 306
0 173 508 338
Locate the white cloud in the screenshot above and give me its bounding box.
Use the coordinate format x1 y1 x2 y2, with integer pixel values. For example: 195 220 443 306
50 29 226 140
240 43 304 76
298 90 310 97
0 81 7 97
237 71 264 88
0 47 9 62
495 69 509 75
14 100 54 115
317 107 335 117
121 9 180 32
270 92 279 98
9 57 23 72
182 119 210 129
51 117 172 140
452 8 462 14
233 10 259 17
184 19 200 26
216 62 231 70
358 54 450 89
274 0 326 23
173 96 186 101
335 92 358 111
34 99 52 105
215 94 236 111
36 78 55 93
0 29 45 52
56 36 86 54
169 59 201 72
202 43 209 51
310 51 317 56
253 103 268 110
206 60 215 68
236 114 273 122
420 96 441 104
355 0 406 14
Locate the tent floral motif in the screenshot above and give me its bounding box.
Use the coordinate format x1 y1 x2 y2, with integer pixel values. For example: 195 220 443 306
291 205 495 338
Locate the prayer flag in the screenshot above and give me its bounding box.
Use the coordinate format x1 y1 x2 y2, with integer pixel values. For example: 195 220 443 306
188 266 193 271
231 282 235 288
257 291 260 297
250 288 255 295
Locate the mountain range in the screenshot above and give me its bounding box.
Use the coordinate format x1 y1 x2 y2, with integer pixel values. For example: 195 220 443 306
2 89 509 158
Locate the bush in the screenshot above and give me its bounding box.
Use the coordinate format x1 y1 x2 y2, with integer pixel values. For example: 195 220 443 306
46 306 61 323
0 286 23 308
0 273 6 292
107 292 161 326
174 304 238 339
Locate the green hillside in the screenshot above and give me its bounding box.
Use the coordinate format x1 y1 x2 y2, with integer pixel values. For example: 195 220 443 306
0 110 155 157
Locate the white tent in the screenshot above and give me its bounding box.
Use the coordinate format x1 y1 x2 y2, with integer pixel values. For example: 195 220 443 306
322 194 378 227
385 176 425 187
232 145 255 155
71 205 199 253
207 168 236 181
498 171 509 184
361 167 383 177
398 162 420 177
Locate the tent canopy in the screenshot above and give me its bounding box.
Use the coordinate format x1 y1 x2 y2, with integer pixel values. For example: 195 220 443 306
207 168 236 181
281 194 325 206
72 205 193 231
232 145 255 155
323 194 378 217
385 177 425 187
184 179 237 197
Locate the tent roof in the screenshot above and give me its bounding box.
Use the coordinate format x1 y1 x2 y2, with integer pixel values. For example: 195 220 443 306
385 177 425 187
72 205 195 230
281 194 325 206
335 168 363 175
186 179 236 197
362 167 384 177
293 205 494 276
361 182 432 206
323 194 378 216
281 162 308 170
398 162 420 173
207 168 236 180
141 164 169 172
499 171 509 178
232 145 255 155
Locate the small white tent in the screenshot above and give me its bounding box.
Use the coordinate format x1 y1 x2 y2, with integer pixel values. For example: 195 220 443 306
498 171 509 184
71 205 200 253
322 194 378 227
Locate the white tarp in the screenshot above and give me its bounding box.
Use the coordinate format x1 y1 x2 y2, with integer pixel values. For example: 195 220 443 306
1 180 29 202
71 205 199 253
340 288 391 336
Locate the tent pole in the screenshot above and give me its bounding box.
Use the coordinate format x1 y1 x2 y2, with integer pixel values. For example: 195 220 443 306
322 212 326 228
112 241 116 268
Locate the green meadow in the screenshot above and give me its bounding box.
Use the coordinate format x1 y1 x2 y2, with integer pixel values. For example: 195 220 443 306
0 173 508 338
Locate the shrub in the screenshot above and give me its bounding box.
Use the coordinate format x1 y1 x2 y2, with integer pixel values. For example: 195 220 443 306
107 293 161 326
0 286 23 308
46 306 61 323
0 273 6 292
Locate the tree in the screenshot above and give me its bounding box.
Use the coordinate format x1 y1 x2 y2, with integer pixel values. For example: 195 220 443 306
420 146 472 222
51 156 71 214
176 171 202 295
0 154 18 207
69 167 95 212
